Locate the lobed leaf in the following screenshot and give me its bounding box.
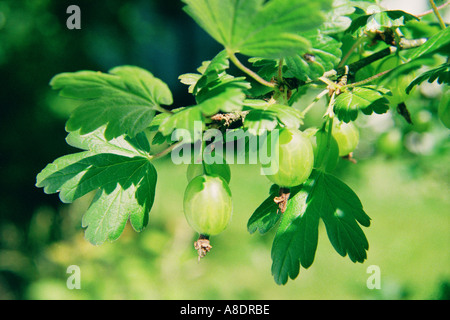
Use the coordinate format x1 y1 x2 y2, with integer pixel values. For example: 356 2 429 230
406 63 450 94
182 0 332 58
408 27 450 60
82 162 157 245
247 185 281 234
271 181 319 285
51 66 173 140
36 126 157 245
320 0 355 34
66 127 151 158
270 170 370 285
285 31 342 82
334 85 390 122
243 104 304 135
346 9 418 35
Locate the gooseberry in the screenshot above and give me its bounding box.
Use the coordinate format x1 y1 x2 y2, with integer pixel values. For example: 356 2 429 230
262 128 314 187
332 122 360 156
183 175 232 236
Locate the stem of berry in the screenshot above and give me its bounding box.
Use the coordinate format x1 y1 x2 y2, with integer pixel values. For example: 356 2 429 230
194 234 212 261
274 187 290 214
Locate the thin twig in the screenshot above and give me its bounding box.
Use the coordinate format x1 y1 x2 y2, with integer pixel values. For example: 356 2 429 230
154 105 174 115
429 0 447 29
277 58 284 83
228 51 276 88
417 1 449 18
344 69 393 88
148 140 184 160
338 37 365 69
301 89 329 116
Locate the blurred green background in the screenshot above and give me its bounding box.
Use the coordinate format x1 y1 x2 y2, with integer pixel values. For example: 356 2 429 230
0 0 448 300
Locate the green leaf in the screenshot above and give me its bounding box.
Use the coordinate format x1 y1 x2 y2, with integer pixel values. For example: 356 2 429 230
82 162 157 245
319 172 370 262
406 63 450 94
51 66 173 140
36 128 157 245
182 0 332 58
271 179 319 285
334 85 390 122
158 107 204 142
271 170 370 285
36 153 152 204
320 0 355 34
197 85 247 114
285 31 342 82
179 73 202 94
66 127 151 158
244 104 304 135
247 185 281 234
180 51 251 107
346 9 418 35
407 27 450 60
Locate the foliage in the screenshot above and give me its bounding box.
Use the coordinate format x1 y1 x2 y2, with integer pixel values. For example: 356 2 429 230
35 0 450 285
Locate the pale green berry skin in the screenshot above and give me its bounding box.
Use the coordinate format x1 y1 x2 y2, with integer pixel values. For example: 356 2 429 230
264 128 314 188
332 122 360 156
183 175 232 236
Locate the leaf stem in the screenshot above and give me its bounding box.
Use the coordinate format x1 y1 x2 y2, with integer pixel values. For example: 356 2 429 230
417 1 449 18
319 76 341 92
228 51 276 88
277 58 284 83
338 37 365 69
429 0 447 29
148 141 184 160
324 91 336 118
154 105 174 115
344 69 393 88
301 89 329 116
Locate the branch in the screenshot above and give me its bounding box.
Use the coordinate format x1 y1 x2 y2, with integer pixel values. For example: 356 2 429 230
210 111 250 129
344 69 393 88
336 39 426 79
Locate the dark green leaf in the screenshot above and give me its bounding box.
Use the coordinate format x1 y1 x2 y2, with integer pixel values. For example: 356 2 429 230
285 31 342 82
406 63 450 94
36 127 157 245
82 162 157 245
346 10 418 35
408 27 450 60
334 85 390 122
271 178 319 285
247 185 281 234
271 170 370 284
319 172 370 262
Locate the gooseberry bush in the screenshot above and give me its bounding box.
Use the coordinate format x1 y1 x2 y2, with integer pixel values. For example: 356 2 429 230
36 0 449 285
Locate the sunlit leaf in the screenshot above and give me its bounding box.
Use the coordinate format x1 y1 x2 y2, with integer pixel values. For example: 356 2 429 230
51 66 173 139
182 0 332 58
